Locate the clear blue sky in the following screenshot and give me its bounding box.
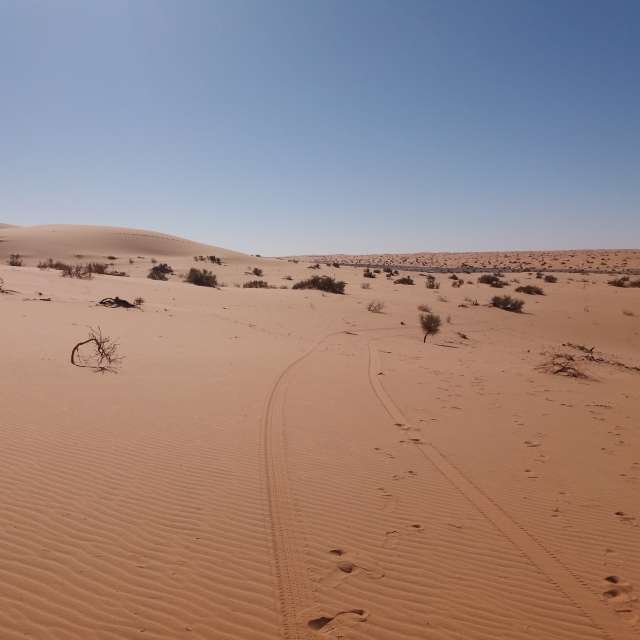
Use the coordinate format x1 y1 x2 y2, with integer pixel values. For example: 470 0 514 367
1 1 638 255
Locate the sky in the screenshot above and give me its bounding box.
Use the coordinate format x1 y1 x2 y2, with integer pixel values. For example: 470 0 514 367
1 1 638 255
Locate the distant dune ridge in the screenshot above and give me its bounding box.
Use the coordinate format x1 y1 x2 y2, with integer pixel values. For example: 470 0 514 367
0 223 249 263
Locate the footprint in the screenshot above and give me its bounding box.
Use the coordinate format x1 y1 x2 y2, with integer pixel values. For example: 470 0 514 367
321 549 384 587
307 609 368 635
603 575 637 613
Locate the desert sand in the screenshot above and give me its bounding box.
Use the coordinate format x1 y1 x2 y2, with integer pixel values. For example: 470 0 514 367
1 224 639 639
300 249 640 273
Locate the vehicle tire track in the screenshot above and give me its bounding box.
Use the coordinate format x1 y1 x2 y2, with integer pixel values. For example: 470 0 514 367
367 340 634 640
263 328 399 639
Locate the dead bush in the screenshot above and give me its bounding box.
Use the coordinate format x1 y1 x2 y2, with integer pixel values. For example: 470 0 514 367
491 295 525 312
367 300 385 313
70 327 123 373
292 275 345 294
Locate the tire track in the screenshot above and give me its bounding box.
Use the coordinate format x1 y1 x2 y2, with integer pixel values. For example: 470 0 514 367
263 331 345 640
263 328 399 639
367 341 634 640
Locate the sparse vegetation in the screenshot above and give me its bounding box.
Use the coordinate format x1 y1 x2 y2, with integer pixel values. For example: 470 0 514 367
252 267 264 277
363 268 376 278
367 300 385 313
292 275 346 294
491 295 525 313
243 280 269 288
185 268 217 287
609 276 629 287
61 264 92 279
544 274 558 283
394 275 414 285
7 254 23 266
515 285 544 295
134 297 145 307
419 312 441 342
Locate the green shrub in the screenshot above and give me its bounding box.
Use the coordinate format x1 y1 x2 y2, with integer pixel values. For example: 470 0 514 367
185 268 217 287
292 275 345 294
491 295 525 312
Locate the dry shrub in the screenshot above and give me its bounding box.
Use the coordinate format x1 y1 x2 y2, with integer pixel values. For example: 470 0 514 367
292 275 345 294
185 268 217 287
70 327 123 373
491 295 525 312
394 275 414 285
419 312 441 342
148 263 173 280
538 352 587 378
367 300 385 313
243 280 269 288
516 285 544 295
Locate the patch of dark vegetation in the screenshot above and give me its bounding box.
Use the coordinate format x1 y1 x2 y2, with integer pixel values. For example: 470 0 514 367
292 275 346 294
544 274 558 283
243 280 269 288
363 268 376 278
308 263 321 270
61 264 93 279
252 267 264 277
185 268 217 287
420 312 441 342
394 275 414 285
7 254 23 266
148 263 174 280
515 285 544 295
491 295 525 312
478 273 508 288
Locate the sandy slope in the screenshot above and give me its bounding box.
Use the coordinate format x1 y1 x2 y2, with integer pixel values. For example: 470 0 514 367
1 225 639 639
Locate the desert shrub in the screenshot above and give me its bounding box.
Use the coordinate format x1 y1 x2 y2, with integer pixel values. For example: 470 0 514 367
394 276 414 285
515 285 544 295
425 275 439 289
252 267 264 277
134 297 145 307
70 326 122 373
332 262 341 268
544 274 558 283
367 300 385 313
491 295 525 312
243 280 269 288
148 263 173 280
292 275 345 294
7 254 23 266
478 273 507 288
185 268 217 287
629 279 640 288
373 269 381 274
608 276 629 287
449 273 459 280
452 279 463 288
363 269 376 278
308 263 321 270
38 258 70 270
208 255 222 265
61 264 92 279
419 312 441 342
361 282 371 289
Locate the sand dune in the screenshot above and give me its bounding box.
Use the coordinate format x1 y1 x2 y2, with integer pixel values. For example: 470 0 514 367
1 225 639 639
